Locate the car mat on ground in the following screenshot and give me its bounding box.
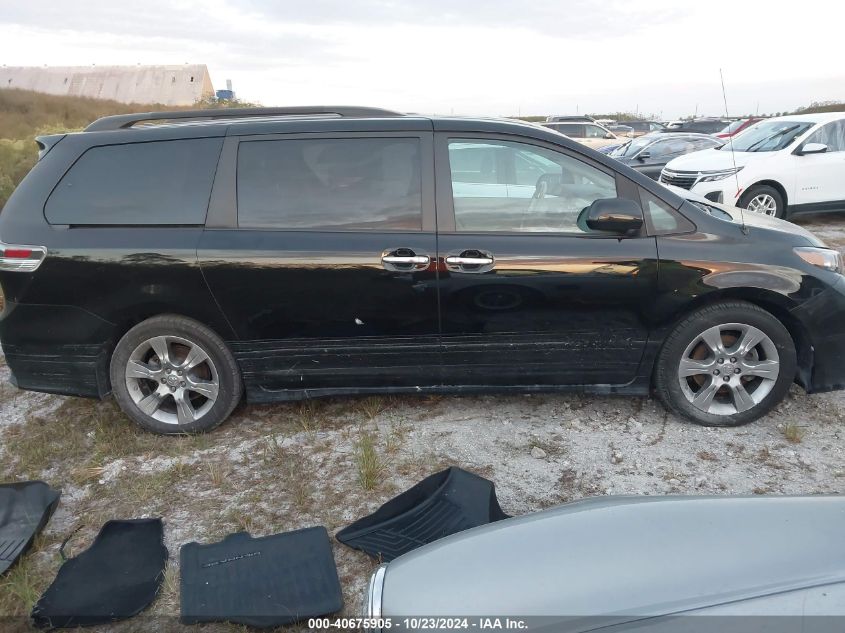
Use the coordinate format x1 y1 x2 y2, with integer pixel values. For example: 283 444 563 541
0 481 60 576
336 466 510 561
180 526 343 627
31 518 167 629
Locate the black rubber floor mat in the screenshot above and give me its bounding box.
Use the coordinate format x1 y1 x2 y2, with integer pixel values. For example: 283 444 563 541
180 526 343 627
336 466 509 561
0 481 60 576
31 518 167 629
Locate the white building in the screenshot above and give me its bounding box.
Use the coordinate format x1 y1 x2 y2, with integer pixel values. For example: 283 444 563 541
0 64 215 106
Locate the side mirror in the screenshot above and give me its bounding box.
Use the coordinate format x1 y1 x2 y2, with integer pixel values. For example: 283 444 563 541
637 151 651 161
605 132 615 139
799 142 828 155
583 198 644 235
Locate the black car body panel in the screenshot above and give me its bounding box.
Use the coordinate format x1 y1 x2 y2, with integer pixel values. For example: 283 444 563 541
1 109 843 405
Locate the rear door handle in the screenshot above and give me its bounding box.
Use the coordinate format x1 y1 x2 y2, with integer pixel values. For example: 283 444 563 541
445 249 495 273
381 248 430 271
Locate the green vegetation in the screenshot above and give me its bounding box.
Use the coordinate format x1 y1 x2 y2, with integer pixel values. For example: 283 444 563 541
0 89 259 209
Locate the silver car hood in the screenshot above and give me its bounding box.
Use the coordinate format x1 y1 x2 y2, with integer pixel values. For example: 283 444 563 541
380 495 845 617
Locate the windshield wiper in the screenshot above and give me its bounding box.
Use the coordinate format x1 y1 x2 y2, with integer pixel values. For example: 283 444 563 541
742 125 800 152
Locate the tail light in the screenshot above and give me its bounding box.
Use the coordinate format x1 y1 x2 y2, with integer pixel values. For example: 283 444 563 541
0 242 47 272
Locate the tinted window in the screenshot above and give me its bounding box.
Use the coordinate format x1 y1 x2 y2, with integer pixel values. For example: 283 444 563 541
237 138 422 230
640 190 694 234
448 139 617 233
548 123 586 138
804 120 845 152
46 138 222 225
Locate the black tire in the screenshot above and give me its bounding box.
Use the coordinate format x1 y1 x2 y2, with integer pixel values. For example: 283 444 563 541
654 301 796 427
110 315 242 434
738 184 786 219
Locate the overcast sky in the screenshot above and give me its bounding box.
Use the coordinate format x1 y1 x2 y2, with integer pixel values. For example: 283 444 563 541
2 0 843 118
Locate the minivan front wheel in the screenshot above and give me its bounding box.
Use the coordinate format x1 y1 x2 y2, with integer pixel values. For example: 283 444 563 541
655 301 796 427
739 185 785 219
110 315 242 434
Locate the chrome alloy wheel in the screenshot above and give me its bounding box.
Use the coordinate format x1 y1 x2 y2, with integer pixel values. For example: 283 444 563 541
124 335 219 426
746 193 778 216
678 323 780 416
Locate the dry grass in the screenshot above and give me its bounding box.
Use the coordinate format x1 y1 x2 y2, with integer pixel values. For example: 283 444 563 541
354 429 385 491
783 423 805 444
358 396 386 421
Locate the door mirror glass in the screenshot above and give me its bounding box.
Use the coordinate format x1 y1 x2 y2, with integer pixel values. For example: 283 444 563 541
582 198 644 235
800 142 828 155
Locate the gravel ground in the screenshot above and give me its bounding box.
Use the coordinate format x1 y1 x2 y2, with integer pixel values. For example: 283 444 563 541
0 213 844 632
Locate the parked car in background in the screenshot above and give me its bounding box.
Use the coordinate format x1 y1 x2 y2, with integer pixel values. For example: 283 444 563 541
661 112 845 218
609 133 723 180
716 117 763 139
542 120 621 149
620 120 667 137
546 115 596 123
2 106 844 434
607 124 633 137
366 495 845 628
665 118 733 135
597 142 625 155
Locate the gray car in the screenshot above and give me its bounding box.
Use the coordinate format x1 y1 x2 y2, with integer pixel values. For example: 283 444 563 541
365 495 845 631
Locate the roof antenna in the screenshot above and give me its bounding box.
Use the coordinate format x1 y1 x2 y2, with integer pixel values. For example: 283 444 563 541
720 68 747 235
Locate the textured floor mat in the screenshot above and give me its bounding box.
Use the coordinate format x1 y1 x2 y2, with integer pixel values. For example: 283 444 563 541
180 526 343 627
336 466 509 561
31 518 167 629
0 481 60 576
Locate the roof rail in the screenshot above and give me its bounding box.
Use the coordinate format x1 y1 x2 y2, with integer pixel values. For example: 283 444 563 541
84 106 404 132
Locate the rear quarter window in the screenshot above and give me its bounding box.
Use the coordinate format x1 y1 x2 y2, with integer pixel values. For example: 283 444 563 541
45 138 223 225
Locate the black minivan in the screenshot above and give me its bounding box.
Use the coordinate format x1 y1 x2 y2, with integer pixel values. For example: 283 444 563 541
1 106 844 434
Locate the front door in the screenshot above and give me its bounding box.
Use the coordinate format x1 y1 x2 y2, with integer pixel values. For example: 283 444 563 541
792 119 845 208
434 133 658 388
199 130 440 398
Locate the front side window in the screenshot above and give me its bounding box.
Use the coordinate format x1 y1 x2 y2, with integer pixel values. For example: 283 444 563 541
804 120 845 152
45 138 222 225
548 123 586 138
584 125 609 139
448 139 617 233
237 137 422 230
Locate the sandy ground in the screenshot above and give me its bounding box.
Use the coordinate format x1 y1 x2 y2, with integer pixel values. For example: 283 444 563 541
0 213 844 632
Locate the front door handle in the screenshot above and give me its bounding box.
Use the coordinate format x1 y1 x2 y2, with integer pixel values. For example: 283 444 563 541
445 249 495 273
381 248 430 271
445 255 494 266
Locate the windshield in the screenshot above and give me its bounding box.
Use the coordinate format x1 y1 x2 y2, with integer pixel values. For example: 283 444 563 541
719 119 747 134
722 120 813 152
611 136 651 157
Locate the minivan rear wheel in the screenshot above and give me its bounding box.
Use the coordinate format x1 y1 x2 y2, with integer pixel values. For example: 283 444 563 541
654 301 796 427
110 315 242 434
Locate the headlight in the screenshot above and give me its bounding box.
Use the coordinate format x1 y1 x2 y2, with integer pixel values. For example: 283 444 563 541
794 247 844 274
363 564 387 625
698 167 743 182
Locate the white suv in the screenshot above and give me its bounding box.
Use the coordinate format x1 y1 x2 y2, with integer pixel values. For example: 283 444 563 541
659 112 845 218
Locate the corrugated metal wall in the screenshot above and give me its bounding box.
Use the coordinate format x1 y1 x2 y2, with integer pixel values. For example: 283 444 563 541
0 65 215 106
